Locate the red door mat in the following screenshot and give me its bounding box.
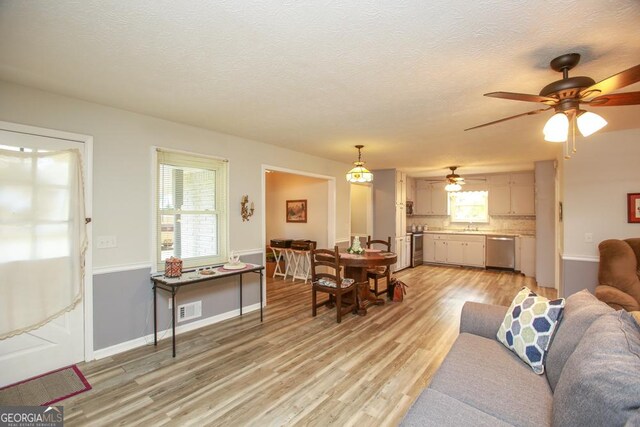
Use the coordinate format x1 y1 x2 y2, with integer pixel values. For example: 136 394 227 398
0 365 91 406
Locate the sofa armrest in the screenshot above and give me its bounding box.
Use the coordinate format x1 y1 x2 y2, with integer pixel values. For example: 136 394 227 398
459 301 508 339
595 285 640 311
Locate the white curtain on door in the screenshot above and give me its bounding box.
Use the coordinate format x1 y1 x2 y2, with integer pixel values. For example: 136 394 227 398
0 148 87 340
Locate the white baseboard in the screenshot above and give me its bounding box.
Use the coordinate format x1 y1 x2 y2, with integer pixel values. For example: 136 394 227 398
93 302 263 360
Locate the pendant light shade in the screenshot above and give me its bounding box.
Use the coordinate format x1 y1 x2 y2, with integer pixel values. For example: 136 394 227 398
346 145 373 183
577 111 607 137
543 112 569 142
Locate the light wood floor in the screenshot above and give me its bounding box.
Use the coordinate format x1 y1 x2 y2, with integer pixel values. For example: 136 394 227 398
64 265 555 426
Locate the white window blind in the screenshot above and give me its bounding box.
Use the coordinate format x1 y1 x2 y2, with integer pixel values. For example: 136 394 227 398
156 150 228 269
449 191 489 223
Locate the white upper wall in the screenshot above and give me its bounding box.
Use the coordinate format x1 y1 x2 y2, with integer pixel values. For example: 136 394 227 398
0 81 351 268
562 128 640 257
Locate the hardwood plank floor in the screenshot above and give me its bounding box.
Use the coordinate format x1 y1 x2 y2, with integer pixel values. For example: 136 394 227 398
63 265 555 426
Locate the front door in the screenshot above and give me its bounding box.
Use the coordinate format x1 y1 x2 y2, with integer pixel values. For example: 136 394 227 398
0 126 90 387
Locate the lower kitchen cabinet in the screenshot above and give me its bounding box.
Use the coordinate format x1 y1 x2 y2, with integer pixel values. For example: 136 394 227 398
393 236 411 272
423 234 486 268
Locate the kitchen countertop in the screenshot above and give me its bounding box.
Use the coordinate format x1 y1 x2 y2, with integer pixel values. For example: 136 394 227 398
414 230 535 237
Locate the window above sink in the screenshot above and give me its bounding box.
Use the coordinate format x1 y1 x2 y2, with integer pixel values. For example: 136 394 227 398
449 191 489 223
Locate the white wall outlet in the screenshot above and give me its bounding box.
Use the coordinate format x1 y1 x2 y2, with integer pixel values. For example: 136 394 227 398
584 233 593 243
96 235 117 249
168 298 172 309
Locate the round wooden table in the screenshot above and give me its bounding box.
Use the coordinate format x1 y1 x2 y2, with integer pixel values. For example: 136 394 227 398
339 250 397 315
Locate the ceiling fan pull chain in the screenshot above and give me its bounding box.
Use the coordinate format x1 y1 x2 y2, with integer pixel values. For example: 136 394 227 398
572 117 577 154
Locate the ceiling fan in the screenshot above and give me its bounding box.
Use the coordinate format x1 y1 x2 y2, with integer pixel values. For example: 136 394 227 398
444 166 465 191
465 53 640 157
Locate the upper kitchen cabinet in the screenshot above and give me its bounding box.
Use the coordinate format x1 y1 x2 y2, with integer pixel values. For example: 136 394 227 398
406 176 416 202
395 171 407 206
415 180 448 215
488 172 535 216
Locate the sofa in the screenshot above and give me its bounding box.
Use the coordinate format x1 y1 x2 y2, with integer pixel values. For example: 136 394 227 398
401 290 640 426
595 238 640 312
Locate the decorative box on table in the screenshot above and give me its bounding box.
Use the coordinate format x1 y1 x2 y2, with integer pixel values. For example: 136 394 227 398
165 257 183 278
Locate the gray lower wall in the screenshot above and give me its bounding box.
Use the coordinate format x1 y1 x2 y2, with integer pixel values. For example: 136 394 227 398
93 253 263 351
561 258 599 298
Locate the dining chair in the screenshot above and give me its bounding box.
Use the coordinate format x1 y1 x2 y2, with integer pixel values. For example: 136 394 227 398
310 246 357 323
366 235 392 297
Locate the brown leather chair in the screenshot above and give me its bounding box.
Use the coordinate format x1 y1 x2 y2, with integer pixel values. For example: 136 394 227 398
310 246 357 323
366 236 392 297
595 238 640 312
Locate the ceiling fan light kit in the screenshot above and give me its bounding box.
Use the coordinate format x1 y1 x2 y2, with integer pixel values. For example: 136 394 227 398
543 112 570 142
466 53 640 159
576 111 607 137
445 166 465 192
346 144 373 183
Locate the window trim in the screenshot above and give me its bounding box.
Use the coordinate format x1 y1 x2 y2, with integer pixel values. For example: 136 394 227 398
151 147 229 272
448 190 489 224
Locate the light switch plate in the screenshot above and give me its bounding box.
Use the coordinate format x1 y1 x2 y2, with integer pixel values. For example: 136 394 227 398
96 236 117 249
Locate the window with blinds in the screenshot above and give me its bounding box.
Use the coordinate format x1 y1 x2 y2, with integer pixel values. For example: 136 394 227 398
156 150 228 269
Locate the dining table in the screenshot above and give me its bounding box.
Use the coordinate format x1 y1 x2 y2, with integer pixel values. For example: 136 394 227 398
338 250 397 315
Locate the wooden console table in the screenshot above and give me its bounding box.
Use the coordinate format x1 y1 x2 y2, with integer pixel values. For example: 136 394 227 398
150 263 264 357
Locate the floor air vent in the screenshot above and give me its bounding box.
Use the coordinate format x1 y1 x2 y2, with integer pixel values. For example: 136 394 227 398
178 301 202 322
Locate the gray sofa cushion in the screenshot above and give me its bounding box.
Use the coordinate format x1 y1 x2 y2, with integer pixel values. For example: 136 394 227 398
545 289 613 391
401 388 512 427
428 332 553 427
552 311 640 427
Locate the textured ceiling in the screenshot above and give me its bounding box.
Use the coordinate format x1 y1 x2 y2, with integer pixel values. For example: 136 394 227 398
1 1 639 177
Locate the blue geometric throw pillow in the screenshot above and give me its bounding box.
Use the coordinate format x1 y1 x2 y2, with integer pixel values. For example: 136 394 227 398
497 287 565 374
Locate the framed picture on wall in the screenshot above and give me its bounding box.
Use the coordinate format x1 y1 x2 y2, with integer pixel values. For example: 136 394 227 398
628 193 640 223
286 199 307 223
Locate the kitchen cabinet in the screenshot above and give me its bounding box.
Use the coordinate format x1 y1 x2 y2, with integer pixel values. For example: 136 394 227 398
415 181 448 215
406 176 416 203
404 235 411 268
424 234 436 263
520 236 536 277
393 236 410 272
488 172 535 216
424 233 486 267
464 240 486 267
435 240 447 263
446 241 465 264
395 172 407 237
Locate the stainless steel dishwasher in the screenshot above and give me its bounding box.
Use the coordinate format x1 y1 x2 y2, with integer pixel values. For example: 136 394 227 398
486 235 515 270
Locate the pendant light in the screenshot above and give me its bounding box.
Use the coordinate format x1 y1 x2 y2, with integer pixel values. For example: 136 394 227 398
346 145 373 183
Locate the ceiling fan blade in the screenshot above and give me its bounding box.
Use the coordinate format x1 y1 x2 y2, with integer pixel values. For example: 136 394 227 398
485 92 557 105
464 107 553 131
580 64 640 98
586 91 640 107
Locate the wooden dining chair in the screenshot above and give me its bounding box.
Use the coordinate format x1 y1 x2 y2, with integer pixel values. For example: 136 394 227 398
310 246 357 323
366 236 392 297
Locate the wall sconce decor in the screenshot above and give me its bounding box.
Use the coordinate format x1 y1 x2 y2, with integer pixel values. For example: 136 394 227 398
241 195 254 222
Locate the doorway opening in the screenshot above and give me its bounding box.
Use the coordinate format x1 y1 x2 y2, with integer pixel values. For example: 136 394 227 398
261 166 335 305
